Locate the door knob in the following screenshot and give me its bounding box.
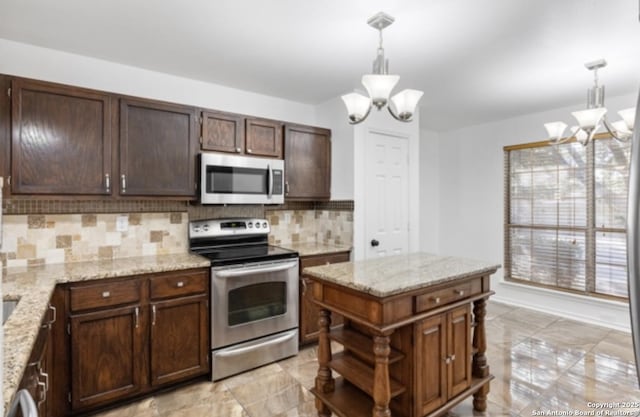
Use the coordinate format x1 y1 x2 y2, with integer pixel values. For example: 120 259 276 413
371 239 380 247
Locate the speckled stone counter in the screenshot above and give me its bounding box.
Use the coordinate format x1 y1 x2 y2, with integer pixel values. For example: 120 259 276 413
303 252 500 297
2 253 210 415
278 242 351 257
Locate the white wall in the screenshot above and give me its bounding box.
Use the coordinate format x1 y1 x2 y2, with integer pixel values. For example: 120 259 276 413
420 129 440 254
315 97 354 200
433 92 637 331
0 38 316 125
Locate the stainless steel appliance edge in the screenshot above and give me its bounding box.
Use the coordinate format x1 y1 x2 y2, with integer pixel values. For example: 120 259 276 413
627 93 640 386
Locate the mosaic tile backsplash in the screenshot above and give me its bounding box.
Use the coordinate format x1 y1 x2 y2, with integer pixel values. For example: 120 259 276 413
0 213 187 268
266 210 353 247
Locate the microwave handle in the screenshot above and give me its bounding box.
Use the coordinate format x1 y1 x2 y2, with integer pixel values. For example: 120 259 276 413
267 164 273 199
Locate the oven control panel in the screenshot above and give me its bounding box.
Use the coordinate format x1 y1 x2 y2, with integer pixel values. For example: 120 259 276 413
189 218 270 238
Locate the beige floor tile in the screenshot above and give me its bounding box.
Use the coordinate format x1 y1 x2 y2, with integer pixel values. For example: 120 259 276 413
89 301 640 417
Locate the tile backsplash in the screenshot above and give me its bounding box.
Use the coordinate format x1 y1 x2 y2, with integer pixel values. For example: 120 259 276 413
266 209 353 247
1 213 187 268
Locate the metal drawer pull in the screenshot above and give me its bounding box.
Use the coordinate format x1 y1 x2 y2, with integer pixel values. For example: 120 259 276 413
121 174 127 193
236 147 241 153
134 307 139 328
430 297 441 304
102 291 110 298
247 148 253 153
105 173 110 193
302 279 308 295
444 354 456 364
152 305 157 326
176 281 185 288
454 289 465 296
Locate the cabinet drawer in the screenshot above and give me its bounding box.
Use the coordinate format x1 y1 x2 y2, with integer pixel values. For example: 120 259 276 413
150 270 208 300
300 252 350 270
415 280 481 313
70 279 141 312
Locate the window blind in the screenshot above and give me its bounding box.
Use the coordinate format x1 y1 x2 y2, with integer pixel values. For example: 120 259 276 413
505 136 630 299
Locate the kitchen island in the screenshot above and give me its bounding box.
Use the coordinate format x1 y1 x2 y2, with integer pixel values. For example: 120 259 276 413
303 252 499 417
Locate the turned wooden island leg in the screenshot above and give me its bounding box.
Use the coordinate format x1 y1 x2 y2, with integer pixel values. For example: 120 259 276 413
315 308 334 417
373 333 392 417
472 297 489 411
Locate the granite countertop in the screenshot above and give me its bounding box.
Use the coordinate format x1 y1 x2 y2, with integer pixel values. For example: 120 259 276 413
2 253 210 415
277 242 352 257
303 252 500 298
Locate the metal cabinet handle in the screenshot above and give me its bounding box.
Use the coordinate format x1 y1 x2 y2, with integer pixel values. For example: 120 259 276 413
42 304 57 329
176 281 184 288
236 147 241 153
302 279 308 295
430 297 441 304
121 174 127 193
450 354 456 361
247 148 253 153
134 307 139 328
102 291 110 298
37 380 46 408
105 173 110 193
285 182 290 195
39 368 49 393
444 354 456 365
454 289 465 296
152 305 157 326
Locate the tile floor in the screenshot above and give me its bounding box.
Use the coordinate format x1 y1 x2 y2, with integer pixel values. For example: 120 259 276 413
93 302 640 417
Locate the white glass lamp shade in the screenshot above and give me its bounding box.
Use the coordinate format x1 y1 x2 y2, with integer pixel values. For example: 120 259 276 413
544 121 568 142
618 107 636 131
341 92 372 124
389 89 424 122
612 120 632 138
571 108 607 131
361 74 399 110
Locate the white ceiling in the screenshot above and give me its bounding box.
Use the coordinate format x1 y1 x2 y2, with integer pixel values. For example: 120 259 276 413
0 0 639 130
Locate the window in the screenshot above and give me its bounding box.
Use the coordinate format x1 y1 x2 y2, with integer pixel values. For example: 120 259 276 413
504 136 631 299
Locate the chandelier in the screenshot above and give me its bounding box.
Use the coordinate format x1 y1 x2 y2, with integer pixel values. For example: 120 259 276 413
544 59 636 146
341 12 424 124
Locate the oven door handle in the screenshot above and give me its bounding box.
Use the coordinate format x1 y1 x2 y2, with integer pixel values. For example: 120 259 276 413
215 261 297 278
267 163 273 199
215 330 297 358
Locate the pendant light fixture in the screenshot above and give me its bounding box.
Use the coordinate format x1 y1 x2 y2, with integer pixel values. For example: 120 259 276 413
341 12 424 124
544 59 636 146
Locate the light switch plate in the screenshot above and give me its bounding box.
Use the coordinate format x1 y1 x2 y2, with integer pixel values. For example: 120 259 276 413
116 215 129 232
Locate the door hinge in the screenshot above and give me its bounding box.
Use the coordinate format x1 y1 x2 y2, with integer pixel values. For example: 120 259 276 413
6 87 11 98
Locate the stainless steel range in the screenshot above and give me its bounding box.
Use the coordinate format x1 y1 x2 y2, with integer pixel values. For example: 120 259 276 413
189 218 299 381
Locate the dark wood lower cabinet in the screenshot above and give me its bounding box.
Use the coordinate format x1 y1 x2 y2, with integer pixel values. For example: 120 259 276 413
38 268 210 416
150 295 209 386
299 251 350 345
70 305 145 411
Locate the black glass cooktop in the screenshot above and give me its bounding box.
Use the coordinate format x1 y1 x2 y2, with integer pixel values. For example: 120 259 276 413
194 244 298 267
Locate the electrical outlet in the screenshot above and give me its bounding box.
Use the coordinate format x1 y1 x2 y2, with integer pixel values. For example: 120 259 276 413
116 215 129 232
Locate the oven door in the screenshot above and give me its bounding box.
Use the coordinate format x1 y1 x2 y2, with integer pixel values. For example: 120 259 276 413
200 153 284 205
211 258 298 349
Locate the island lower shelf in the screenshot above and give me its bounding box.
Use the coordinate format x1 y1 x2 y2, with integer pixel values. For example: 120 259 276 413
304 253 499 417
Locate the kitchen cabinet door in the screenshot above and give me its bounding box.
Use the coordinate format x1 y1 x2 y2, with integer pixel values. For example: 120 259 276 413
10 78 112 195
201 110 245 154
415 305 472 416
245 117 283 158
284 124 331 200
70 305 146 411
150 295 209 386
119 98 198 197
0 75 10 198
299 252 349 345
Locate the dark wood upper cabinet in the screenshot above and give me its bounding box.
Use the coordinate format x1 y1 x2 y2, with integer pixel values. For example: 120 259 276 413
201 110 244 154
10 79 112 195
119 98 197 197
0 75 10 197
246 117 283 158
284 124 331 200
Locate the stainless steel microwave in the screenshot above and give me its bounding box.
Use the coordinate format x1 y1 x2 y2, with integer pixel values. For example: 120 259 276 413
200 153 284 204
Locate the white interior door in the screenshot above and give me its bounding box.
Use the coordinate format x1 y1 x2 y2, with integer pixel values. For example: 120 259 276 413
364 130 409 259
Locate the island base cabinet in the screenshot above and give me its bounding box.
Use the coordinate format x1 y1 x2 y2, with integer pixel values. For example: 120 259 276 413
70 305 145 411
150 296 209 386
415 305 471 416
